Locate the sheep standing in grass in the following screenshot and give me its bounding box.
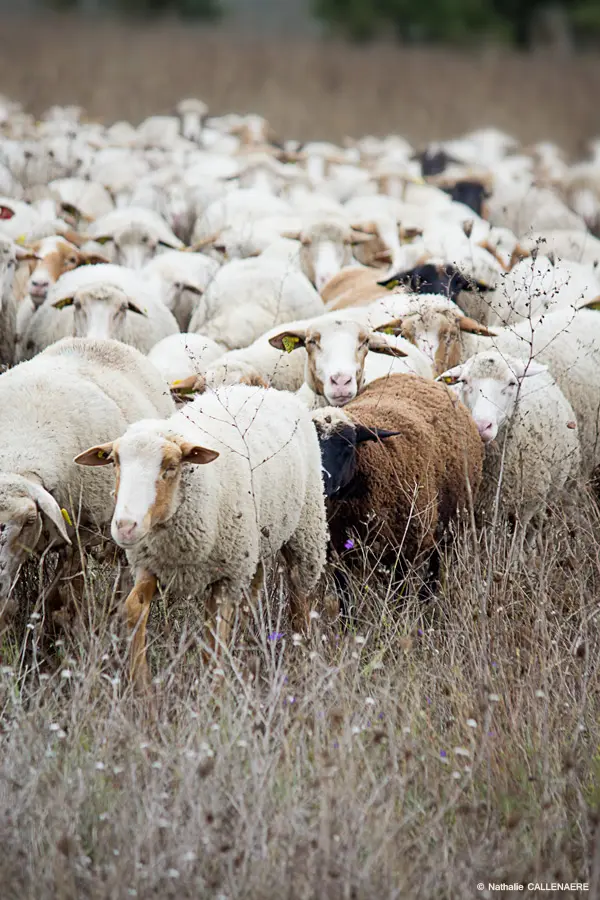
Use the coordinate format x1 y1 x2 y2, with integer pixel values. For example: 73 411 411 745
75 385 327 688
312 375 483 578
0 338 174 613
439 351 581 536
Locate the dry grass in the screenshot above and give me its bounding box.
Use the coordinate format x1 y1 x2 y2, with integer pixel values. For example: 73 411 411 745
1 14 600 153
1 490 599 898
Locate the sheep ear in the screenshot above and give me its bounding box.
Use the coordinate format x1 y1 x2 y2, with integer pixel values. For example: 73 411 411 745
268 330 307 352
355 426 401 444
74 443 115 467
376 273 404 290
350 229 376 245
53 296 75 310
436 365 464 385
180 282 203 296
15 245 41 262
26 482 71 545
188 233 221 251
179 443 219 465
367 334 407 357
458 316 496 337
126 300 147 316
170 375 205 398
373 319 403 336
513 360 548 378
581 294 600 311
80 251 110 266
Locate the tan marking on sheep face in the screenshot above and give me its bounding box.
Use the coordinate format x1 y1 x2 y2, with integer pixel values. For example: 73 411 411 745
150 442 185 525
27 239 107 302
396 310 463 377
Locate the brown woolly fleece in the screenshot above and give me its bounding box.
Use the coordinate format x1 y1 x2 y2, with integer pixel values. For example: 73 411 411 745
322 266 404 311
324 374 484 563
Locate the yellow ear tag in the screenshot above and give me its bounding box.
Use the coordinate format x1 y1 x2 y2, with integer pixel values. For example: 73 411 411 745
586 301 600 311
61 508 73 527
16 235 26 245
384 279 399 290
282 335 300 353
171 379 181 386
97 450 106 459
440 376 456 385
382 327 396 335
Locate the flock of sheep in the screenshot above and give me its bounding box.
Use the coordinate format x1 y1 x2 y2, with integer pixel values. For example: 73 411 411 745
1 93 599 687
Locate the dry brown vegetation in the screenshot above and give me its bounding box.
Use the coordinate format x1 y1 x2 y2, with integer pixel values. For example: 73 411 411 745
1 492 599 898
1 14 600 153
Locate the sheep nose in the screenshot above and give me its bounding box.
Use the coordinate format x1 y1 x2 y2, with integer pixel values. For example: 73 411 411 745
330 373 353 387
31 278 48 289
475 420 496 443
114 518 137 541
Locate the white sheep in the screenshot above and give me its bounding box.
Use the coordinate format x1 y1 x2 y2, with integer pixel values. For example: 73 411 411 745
0 337 174 610
192 188 292 245
188 258 324 350
485 255 600 326
143 249 220 330
438 350 580 534
0 236 38 365
19 263 179 358
88 206 183 268
147 333 223 384
75 384 328 687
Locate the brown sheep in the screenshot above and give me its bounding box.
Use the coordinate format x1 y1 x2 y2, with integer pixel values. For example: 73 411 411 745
321 266 407 311
312 374 484 573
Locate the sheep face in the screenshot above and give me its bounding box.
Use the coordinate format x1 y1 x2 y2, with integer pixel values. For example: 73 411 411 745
390 308 494 377
52 283 146 342
313 412 399 497
269 319 406 407
74 429 218 548
441 180 490 217
26 238 107 307
380 263 489 304
97 224 164 269
0 475 70 605
439 352 547 443
293 221 374 292
0 236 37 310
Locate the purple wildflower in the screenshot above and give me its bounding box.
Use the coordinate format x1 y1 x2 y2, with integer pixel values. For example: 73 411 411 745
378 712 384 720
440 750 447 758
344 538 355 550
268 632 284 642
417 628 423 636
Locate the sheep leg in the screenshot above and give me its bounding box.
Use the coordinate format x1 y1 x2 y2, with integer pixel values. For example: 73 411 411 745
281 546 312 634
124 570 157 691
204 581 235 661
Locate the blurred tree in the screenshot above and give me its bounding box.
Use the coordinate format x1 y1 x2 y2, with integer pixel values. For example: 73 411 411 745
43 0 222 16
313 0 600 45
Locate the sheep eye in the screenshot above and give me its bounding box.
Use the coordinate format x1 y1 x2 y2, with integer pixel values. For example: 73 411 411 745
508 380 517 387
162 466 177 479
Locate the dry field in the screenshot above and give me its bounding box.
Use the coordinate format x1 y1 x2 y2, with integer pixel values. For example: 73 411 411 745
0 493 599 898
0 14 599 152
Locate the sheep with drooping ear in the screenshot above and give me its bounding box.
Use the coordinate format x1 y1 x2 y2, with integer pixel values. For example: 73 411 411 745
438 350 580 539
75 384 327 690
